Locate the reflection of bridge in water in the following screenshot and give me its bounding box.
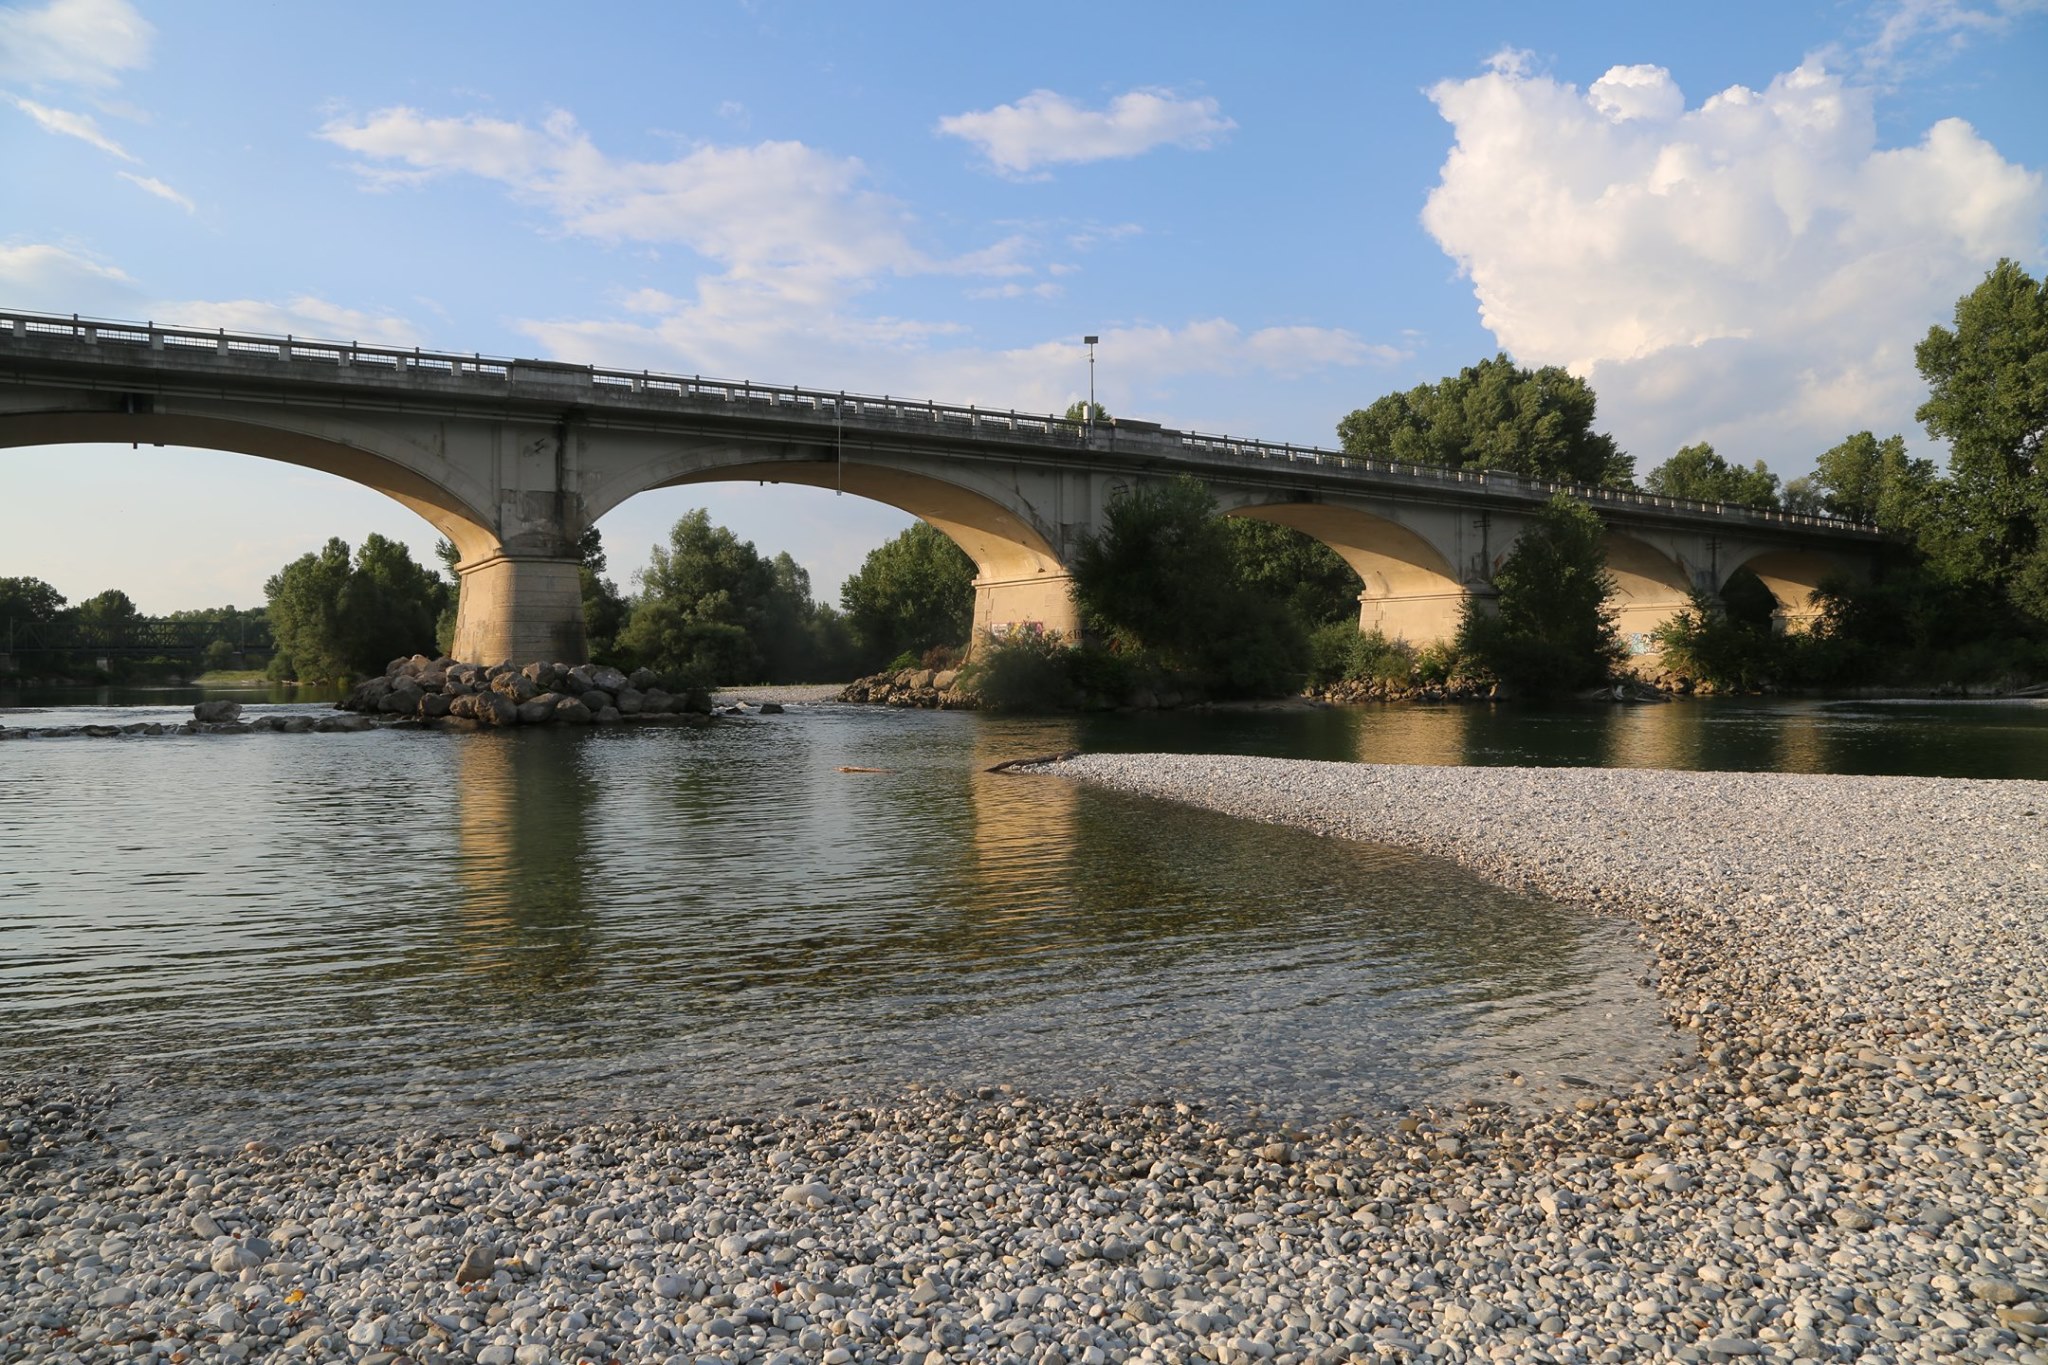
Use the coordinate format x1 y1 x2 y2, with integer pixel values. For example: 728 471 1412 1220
3 309 1887 664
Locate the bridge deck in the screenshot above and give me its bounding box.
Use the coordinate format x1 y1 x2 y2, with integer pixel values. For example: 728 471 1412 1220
0 308 1882 543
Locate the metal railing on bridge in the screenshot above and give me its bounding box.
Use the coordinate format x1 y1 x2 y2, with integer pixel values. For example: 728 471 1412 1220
1 308 1884 537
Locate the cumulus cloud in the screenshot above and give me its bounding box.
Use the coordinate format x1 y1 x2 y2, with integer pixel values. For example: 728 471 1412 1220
0 0 150 87
7 92 132 158
1421 55 2045 475
0 241 136 312
938 88 1234 176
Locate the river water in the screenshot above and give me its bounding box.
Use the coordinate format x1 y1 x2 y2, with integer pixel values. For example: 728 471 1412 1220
5 687 2045 1145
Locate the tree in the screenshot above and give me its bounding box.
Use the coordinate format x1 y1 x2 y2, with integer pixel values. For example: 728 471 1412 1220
617 510 835 685
1063 400 1108 424
1224 518 1361 628
264 535 448 681
575 527 631 660
265 538 357 681
1456 494 1624 694
1337 354 1633 487
1070 475 1306 696
0 577 67 629
1643 442 1781 508
839 521 977 665
72 589 143 640
1914 258 2048 618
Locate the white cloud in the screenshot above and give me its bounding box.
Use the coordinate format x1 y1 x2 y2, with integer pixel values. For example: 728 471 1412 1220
7 92 133 157
117 171 192 211
319 108 928 303
937 88 1234 176
0 0 150 87
1420 55 2046 476
1861 0 2047 73
150 295 422 347
0 240 133 297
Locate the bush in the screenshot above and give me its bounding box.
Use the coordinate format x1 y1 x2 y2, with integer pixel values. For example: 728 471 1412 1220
1308 623 1413 687
1651 590 1783 691
963 630 1077 711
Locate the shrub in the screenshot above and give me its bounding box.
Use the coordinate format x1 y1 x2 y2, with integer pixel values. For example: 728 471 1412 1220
963 630 1077 711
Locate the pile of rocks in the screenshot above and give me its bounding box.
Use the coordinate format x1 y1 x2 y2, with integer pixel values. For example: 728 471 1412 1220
1310 675 1502 705
341 656 711 727
0 704 375 740
839 665 969 709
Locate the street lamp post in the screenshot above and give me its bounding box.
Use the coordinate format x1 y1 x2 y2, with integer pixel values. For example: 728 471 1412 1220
1083 335 1098 435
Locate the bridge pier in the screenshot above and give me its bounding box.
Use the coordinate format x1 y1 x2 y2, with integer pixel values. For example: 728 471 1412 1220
451 553 587 665
1357 586 1473 647
971 571 1080 650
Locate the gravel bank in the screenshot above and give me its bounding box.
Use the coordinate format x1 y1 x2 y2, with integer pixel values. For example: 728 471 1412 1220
4 755 2043 1365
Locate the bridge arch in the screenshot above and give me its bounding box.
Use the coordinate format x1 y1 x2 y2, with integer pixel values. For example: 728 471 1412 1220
0 408 588 662
0 410 505 560
618 445 1079 642
1602 532 1703 652
1218 499 1466 644
1725 548 1858 630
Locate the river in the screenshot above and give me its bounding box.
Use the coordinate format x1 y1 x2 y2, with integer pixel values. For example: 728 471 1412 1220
4 686 2044 1146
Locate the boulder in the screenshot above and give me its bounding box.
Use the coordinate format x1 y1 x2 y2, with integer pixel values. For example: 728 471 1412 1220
580 689 615 712
419 692 453 719
192 700 242 723
385 657 410 678
933 669 958 690
521 661 551 686
517 695 558 725
567 663 599 693
473 692 519 727
628 667 658 691
553 696 592 725
379 682 424 715
594 705 621 724
491 672 539 703
640 689 672 714
614 687 644 715
280 715 316 733
592 666 630 694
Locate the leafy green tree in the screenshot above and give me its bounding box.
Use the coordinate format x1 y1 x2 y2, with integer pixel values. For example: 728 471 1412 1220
1456 494 1624 694
1337 354 1633 487
264 535 448 681
1781 476 1823 515
839 521 977 666
1063 400 1108 424
1644 442 1781 508
265 538 356 681
1914 258 2048 618
617 510 838 684
72 589 143 640
0 576 67 629
1070 475 1306 696
1225 519 1362 629
575 527 631 660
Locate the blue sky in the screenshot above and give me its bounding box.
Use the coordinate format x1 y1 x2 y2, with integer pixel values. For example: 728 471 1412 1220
3 0 2044 613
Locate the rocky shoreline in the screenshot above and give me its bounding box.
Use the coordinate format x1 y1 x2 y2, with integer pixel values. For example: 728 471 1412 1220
4 758 2045 1364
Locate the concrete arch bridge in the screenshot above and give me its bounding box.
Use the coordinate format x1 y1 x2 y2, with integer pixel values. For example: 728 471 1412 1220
0 310 1885 664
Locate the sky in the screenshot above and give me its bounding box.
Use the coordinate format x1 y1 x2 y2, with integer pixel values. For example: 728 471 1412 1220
2 0 2044 614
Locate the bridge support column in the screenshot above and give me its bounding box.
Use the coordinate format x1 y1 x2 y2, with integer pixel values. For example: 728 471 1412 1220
1358 587 1471 647
451 553 587 665
971 571 1080 650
